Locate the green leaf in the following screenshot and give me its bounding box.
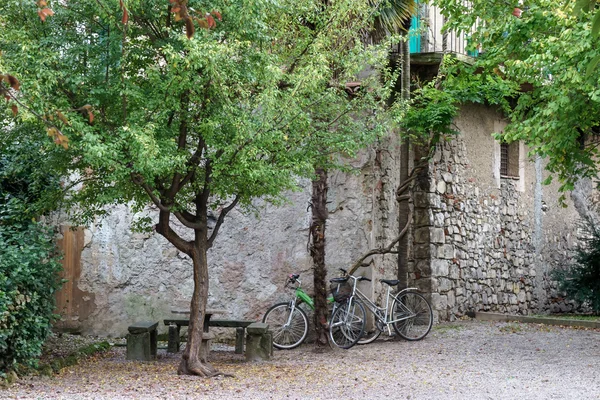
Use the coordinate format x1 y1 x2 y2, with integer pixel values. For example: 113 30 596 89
593 9 600 37
574 0 593 15
586 54 600 77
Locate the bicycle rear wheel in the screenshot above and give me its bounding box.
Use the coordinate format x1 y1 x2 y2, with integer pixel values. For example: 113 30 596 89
329 298 365 349
262 302 309 349
357 307 382 345
391 292 433 341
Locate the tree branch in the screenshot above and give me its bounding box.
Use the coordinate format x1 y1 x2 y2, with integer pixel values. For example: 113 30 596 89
131 173 171 212
173 210 205 230
207 196 240 248
156 210 192 255
347 210 412 275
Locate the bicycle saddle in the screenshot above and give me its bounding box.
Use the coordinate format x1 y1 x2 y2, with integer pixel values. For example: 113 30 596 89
381 279 399 286
330 277 349 283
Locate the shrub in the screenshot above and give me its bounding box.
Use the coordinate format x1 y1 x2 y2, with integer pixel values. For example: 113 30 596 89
554 217 600 314
0 222 63 375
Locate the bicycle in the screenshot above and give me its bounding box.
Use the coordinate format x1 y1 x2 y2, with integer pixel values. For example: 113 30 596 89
337 271 433 344
262 271 364 350
328 274 367 349
261 273 319 349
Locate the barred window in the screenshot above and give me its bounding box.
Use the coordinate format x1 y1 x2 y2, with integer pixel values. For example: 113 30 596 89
500 141 520 178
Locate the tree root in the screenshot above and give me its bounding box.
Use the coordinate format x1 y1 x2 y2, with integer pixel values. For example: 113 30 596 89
177 359 234 378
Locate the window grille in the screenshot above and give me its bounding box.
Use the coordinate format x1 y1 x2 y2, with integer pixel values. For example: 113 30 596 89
500 142 509 176
500 141 520 179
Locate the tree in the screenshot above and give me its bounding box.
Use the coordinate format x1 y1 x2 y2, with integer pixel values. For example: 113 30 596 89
303 0 416 348
553 215 600 314
0 0 396 376
431 0 600 199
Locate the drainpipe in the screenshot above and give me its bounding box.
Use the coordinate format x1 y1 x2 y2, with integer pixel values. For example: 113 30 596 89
533 156 545 311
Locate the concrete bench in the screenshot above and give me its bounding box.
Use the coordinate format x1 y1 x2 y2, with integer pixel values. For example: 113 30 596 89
163 318 254 354
245 322 273 362
126 321 158 361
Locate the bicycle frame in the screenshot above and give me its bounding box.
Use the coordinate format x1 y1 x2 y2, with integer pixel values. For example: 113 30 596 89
282 278 335 327
348 277 419 336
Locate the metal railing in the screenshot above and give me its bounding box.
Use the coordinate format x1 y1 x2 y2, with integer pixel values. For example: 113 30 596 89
392 2 479 58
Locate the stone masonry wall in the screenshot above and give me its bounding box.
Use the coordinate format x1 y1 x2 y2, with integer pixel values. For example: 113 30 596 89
54 102 594 336
413 104 587 321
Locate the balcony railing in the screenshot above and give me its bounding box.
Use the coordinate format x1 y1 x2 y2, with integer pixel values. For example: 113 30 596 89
392 2 479 59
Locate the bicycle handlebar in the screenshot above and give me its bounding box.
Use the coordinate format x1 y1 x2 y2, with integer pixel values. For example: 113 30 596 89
285 273 301 288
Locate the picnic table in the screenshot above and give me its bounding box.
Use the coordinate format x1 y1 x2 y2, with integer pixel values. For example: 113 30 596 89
163 308 253 354
169 308 228 332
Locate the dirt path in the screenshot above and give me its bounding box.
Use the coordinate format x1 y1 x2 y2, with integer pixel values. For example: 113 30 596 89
3 320 600 400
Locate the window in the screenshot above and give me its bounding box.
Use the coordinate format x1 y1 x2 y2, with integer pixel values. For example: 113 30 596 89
500 141 520 179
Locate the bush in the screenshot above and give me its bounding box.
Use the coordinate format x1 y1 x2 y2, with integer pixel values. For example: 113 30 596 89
0 223 63 375
554 217 600 314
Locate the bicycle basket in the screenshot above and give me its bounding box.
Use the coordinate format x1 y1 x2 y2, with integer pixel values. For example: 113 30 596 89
329 280 352 303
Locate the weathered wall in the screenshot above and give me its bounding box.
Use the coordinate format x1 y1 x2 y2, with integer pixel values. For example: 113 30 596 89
53 102 593 336
413 104 586 321
56 139 401 337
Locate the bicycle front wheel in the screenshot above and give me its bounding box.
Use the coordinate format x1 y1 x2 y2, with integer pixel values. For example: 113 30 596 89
329 299 365 349
391 291 433 341
262 302 309 349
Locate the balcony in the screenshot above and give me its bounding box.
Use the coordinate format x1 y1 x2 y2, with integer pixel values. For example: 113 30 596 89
391 2 478 66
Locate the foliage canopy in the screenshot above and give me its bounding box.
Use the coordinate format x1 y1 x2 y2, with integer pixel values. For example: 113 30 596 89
0 0 402 375
432 0 600 198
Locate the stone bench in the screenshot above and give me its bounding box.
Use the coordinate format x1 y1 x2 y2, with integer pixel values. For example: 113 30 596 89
163 318 254 354
163 319 189 353
126 321 158 361
245 322 273 362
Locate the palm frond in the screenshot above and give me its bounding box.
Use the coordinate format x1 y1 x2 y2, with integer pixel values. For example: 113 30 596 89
370 0 417 41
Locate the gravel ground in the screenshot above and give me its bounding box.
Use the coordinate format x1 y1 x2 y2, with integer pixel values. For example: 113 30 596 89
3 319 600 400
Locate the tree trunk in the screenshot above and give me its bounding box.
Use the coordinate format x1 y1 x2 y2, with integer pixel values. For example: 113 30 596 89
177 241 216 377
310 167 329 348
398 32 411 288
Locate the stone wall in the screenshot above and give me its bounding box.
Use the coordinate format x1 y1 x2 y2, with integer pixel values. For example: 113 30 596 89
413 104 587 321
53 102 595 337
56 140 402 337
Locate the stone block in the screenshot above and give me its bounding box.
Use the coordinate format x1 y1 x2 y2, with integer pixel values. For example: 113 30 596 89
431 259 449 276
447 291 456 308
414 210 433 226
431 228 446 244
413 192 431 208
434 213 445 227
126 321 158 361
431 293 448 311
414 227 431 244
246 322 272 362
436 180 447 194
438 278 452 292
442 244 455 259
413 279 434 293
441 172 453 183
414 244 433 259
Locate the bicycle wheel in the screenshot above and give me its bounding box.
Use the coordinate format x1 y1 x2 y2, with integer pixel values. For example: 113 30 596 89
262 302 309 349
391 291 433 341
357 307 382 345
328 298 365 349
